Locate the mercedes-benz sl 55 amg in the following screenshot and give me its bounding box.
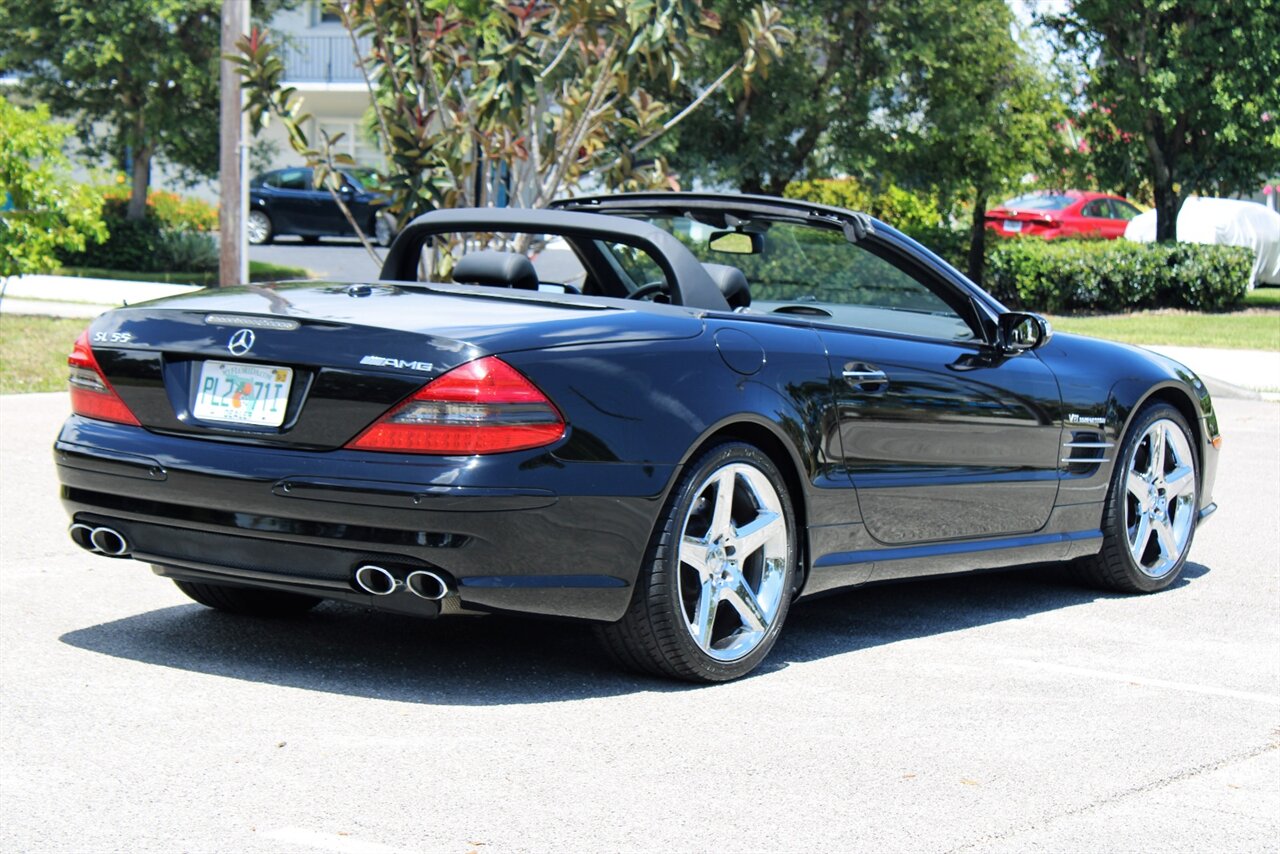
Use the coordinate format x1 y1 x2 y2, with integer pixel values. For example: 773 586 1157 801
55 193 1219 681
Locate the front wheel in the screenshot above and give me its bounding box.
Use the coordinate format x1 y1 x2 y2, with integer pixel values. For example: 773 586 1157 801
1076 403 1199 593
596 443 798 682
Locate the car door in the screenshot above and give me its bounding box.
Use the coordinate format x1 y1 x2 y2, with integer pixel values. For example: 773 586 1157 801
1107 199 1142 238
812 238 1063 546
269 168 321 233
1077 197 1117 238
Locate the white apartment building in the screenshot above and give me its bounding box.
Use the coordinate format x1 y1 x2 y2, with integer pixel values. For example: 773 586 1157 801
254 1 381 173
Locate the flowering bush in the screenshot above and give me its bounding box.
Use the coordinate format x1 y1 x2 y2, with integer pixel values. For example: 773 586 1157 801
99 182 218 232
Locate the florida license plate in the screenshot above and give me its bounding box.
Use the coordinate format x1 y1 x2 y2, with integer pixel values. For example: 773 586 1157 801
1003 219 1023 233
193 360 293 427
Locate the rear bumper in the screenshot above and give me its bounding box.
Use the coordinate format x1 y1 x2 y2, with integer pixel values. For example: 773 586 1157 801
56 416 672 622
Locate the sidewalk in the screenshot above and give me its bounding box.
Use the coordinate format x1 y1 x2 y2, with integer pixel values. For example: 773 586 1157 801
0 274 199 318
2 273 1277 397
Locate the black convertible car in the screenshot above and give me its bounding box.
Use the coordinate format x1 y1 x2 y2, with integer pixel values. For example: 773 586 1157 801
56 193 1219 682
248 167 396 246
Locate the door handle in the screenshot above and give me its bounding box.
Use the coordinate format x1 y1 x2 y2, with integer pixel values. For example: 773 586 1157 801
842 363 889 393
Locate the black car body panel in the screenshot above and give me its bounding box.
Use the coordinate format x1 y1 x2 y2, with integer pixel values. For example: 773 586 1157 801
55 193 1219 640
250 167 390 240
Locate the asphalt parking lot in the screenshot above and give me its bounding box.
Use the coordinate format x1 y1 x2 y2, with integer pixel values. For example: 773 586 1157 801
2 392 1276 853
253 238 383 283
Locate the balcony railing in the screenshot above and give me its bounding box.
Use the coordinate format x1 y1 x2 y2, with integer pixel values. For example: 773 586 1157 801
280 35 372 84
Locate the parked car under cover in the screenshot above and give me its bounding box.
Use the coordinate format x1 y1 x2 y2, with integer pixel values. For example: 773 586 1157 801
56 193 1219 682
986 190 1143 239
1125 197 1280 287
248 167 396 246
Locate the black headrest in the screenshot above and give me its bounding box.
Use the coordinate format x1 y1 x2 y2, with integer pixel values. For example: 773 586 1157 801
702 263 751 309
453 250 539 290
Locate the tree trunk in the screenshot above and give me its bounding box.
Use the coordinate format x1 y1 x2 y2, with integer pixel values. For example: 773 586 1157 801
967 189 988 286
126 144 152 221
1151 174 1180 243
1144 128 1178 242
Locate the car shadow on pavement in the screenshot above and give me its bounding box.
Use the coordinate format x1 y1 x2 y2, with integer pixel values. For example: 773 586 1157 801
59 561 1210 705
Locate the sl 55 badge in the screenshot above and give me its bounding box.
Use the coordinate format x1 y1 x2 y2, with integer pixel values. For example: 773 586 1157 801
93 331 134 345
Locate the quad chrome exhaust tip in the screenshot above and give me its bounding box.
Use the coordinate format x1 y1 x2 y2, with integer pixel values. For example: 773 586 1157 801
405 570 450 601
352 565 454 600
353 564 399 596
68 523 130 557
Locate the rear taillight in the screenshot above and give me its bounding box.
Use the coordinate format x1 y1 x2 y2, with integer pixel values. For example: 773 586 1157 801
345 356 565 454
67 330 140 426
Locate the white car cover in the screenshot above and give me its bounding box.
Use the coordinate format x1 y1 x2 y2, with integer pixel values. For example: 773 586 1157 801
1125 197 1280 287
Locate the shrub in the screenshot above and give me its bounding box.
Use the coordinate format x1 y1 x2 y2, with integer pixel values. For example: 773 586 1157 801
59 196 218 273
986 238 1252 313
155 229 219 272
785 178 946 232
99 183 218 232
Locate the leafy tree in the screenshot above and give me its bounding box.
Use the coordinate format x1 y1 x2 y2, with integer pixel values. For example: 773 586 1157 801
672 0 1062 287
1048 0 1280 241
0 0 294 221
672 0 909 195
235 0 788 260
881 0 1063 283
0 98 105 279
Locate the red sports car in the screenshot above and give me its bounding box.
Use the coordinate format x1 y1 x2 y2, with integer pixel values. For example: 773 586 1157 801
985 191 1143 239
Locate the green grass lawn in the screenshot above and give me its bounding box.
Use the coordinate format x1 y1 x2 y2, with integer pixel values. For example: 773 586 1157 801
0 315 87 393
1048 308 1279 351
58 260 313 287
1244 284 1280 308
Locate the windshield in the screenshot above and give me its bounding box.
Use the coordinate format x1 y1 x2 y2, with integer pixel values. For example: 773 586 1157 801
634 214 975 341
1000 193 1075 211
343 168 385 192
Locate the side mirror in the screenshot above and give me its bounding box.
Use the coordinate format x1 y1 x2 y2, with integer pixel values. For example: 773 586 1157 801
997 312 1052 352
708 231 762 255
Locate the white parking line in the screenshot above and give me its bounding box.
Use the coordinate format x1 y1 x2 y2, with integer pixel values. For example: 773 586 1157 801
1005 659 1280 706
261 827 412 854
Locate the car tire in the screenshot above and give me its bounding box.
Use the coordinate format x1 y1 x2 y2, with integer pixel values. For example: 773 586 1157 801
247 210 273 245
172 578 321 616
374 213 395 247
1076 403 1199 593
596 442 798 682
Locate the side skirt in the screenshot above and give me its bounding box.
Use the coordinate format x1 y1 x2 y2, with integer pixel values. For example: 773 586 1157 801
802 504 1105 598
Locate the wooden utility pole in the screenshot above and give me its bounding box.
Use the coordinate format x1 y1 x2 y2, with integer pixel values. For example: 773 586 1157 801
219 0 250 286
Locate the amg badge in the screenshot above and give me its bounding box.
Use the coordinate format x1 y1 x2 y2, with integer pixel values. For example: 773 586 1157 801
360 355 435 372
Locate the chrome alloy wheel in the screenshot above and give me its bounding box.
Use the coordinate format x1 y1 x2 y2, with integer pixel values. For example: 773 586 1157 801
247 210 271 245
374 213 394 247
1124 418 1196 578
677 463 789 662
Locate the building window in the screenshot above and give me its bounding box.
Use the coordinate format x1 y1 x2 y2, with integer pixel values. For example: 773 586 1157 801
316 1 341 25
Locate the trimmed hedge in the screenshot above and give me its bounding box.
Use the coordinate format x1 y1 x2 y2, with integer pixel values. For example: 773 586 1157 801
59 198 218 274
985 238 1252 313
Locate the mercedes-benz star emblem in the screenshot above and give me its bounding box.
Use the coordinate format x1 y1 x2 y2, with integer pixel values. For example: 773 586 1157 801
227 328 256 357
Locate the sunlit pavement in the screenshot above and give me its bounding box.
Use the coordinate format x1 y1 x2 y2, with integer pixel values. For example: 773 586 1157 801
1 391 1276 852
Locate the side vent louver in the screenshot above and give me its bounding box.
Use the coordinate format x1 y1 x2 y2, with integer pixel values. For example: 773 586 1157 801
1062 430 1113 475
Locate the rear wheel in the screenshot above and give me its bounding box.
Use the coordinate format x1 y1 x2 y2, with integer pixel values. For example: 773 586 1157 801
247 210 273 245
374 213 395 247
596 443 797 682
172 578 321 617
1076 403 1199 593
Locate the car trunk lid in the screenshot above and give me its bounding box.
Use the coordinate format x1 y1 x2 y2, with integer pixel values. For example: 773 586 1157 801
83 281 702 449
